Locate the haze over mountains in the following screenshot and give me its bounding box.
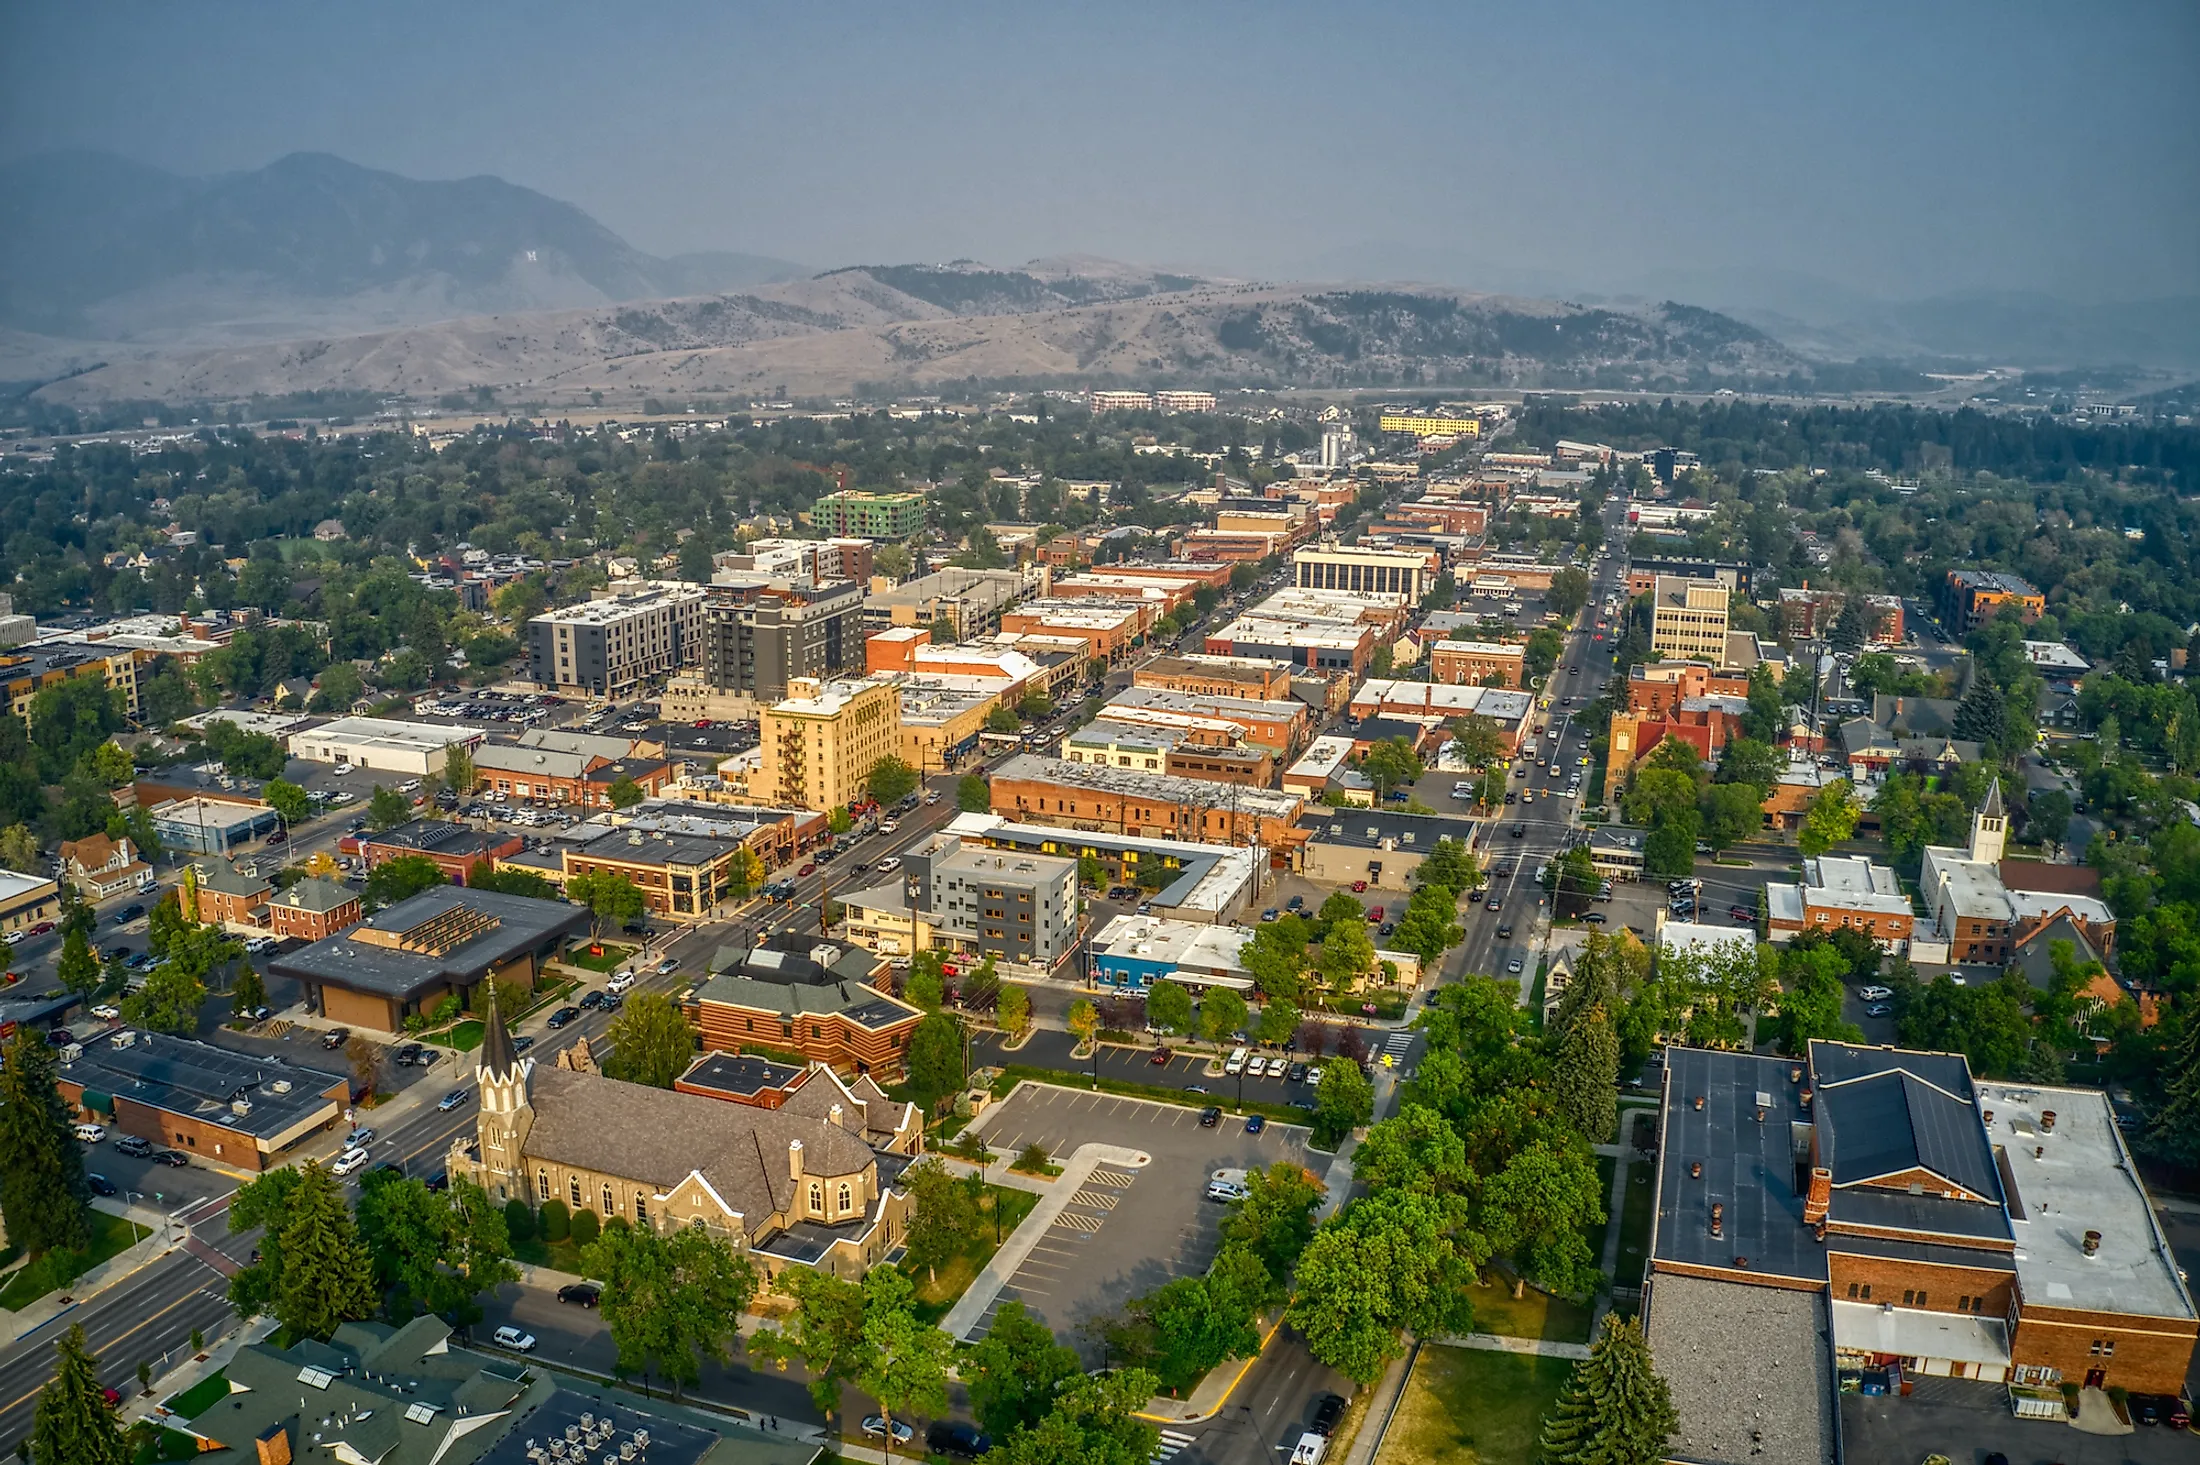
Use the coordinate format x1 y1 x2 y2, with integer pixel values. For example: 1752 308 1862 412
5 151 2194 407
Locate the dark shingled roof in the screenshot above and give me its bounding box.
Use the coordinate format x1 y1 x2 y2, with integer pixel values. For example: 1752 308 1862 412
479 984 518 1082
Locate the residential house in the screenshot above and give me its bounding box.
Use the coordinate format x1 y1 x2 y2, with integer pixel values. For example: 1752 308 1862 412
59 832 156 900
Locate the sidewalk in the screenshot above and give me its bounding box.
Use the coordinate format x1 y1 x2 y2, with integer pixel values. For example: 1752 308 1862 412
119 1315 278 1430
1431 1331 1592 1360
1336 1344 1416 1465
7 1197 190 1344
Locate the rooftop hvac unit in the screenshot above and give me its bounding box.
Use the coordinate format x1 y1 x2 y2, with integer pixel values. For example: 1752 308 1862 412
230 1098 251 1115
270 1079 292 1094
111 1030 136 1049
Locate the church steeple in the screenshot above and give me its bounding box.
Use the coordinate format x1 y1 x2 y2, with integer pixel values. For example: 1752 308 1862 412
1970 778 2007 864
479 980 519 1083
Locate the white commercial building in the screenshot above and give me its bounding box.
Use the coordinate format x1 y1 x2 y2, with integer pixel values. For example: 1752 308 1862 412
290 717 487 776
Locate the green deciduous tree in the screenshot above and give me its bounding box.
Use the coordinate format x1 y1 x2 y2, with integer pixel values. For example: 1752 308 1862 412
966 1299 1081 1436
121 961 206 1036
857 1266 953 1455
56 925 101 999
748 1268 867 1421
906 1012 966 1110
1539 1314 1678 1465
1697 781 1761 856
957 774 992 812
1797 778 1862 858
262 778 312 828
1642 807 1700 880
1311 1057 1374 1147
0 1031 92 1256
357 1173 518 1325
31 1324 128 1465
1197 987 1247 1047
362 853 448 910
567 868 647 936
606 775 645 810
1357 739 1422 797
902 1158 981 1283
1714 737 1783 800
602 992 696 1089
0 823 40 874
1478 1140 1607 1298
367 783 412 831
1220 1160 1324 1293
1146 980 1194 1035
582 1220 758 1398
230 964 268 1020
1417 837 1478 895
867 755 919 805
991 1369 1160 1465
1287 1188 1481 1385
995 982 1031 1039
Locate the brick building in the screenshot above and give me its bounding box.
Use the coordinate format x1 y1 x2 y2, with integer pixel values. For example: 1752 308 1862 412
1643 1039 2196 1452
190 862 273 931
987 753 1304 849
349 818 525 887
1426 639 1527 689
267 876 364 942
1135 653 1297 702
690 937 922 1077
56 1030 348 1172
1944 569 2044 634
1765 854 1918 949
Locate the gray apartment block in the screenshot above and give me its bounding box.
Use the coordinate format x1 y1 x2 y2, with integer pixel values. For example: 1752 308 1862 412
901 836 1077 968
527 582 705 697
697 579 864 706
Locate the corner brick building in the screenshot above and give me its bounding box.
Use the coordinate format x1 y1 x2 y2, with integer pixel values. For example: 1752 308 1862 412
1641 1038 2195 1462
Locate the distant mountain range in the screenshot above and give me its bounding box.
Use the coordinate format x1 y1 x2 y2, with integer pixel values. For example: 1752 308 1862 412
0 150 805 342
6 150 2190 406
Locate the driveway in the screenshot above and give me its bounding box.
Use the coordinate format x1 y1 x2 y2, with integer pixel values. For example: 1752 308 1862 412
964 1083 1318 1364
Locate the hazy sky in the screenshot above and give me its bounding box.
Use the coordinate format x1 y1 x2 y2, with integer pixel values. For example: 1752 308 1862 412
5 1 2196 303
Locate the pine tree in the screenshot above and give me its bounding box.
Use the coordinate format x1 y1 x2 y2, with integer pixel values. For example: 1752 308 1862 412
2146 1009 2200 1171
55 927 101 999
1553 1005 1620 1144
1539 1314 1677 1465
273 1163 377 1340
31 1324 128 1465
0 1031 92 1256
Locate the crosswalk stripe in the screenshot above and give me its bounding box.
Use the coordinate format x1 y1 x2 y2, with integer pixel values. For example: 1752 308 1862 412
1089 1169 1137 1187
1053 1211 1104 1233
1070 1189 1119 1210
1151 1428 1197 1462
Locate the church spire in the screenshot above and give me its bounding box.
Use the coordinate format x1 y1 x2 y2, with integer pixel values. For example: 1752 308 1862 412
1981 776 2005 821
478 981 518 1081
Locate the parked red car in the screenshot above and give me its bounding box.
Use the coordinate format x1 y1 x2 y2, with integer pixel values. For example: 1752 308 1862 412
798 862 816 876
1350 880 1369 893
1366 906 1384 923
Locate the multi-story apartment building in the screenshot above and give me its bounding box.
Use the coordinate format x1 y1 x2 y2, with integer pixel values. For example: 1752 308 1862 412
663 579 864 719
1290 545 1435 602
1154 390 1216 414
711 538 875 586
0 643 140 722
1377 412 1480 437
900 834 1079 968
811 489 928 540
1944 569 2045 634
757 676 901 813
1650 575 1732 661
1625 557 1751 596
527 581 707 698
1088 390 1154 413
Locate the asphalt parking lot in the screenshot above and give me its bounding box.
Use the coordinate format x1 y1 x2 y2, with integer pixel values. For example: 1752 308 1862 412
1841 1373 2196 1464
974 1028 1331 1110
966 1083 1319 1364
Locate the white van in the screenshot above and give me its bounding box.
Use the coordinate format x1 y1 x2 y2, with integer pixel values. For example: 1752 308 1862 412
73 1122 107 1143
1224 1046 1249 1076
1290 1434 1328 1465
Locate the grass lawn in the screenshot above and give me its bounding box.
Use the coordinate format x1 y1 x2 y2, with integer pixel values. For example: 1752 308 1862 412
1466 1275 1594 1346
1615 1160 1655 1290
513 1234 593 1275
162 1371 230 1419
428 1019 485 1051
988 1066 1310 1126
904 1186 1040 1324
565 943 633 973
1376 1344 1576 1465
0 1213 151 1311
130 1424 202 1464
1585 1153 1616 1270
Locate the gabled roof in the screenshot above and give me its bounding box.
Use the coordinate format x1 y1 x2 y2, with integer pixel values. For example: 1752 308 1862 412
1810 1043 2001 1203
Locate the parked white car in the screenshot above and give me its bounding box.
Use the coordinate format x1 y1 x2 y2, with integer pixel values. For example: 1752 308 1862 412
331 1146 372 1177
1859 985 1894 1001
73 1122 107 1143
491 1325 537 1352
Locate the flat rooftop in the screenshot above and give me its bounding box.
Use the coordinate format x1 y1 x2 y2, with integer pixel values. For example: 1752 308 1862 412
1802 854 1913 917
942 811 1256 917
1212 616 1369 650
989 752 1302 815
1284 734 1355 781
59 1029 346 1142
1983 1081 2196 1320
532 582 705 625
1089 913 1254 986
298 716 484 752
677 1052 808 1101
1642 1273 1836 1465
1105 684 1304 723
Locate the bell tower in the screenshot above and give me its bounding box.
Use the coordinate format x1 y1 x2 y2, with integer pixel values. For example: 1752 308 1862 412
1969 778 2007 865
470 985 534 1202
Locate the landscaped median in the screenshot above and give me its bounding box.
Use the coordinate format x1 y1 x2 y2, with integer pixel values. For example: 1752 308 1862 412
984 1065 1317 1131
0 1211 151 1312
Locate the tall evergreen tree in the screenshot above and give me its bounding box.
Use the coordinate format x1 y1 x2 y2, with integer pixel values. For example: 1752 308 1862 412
1539 1314 1678 1465
0 1030 91 1255
1553 1005 1620 1144
32 1324 128 1465
55 926 101 999
272 1162 377 1340
2146 1009 2200 1171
